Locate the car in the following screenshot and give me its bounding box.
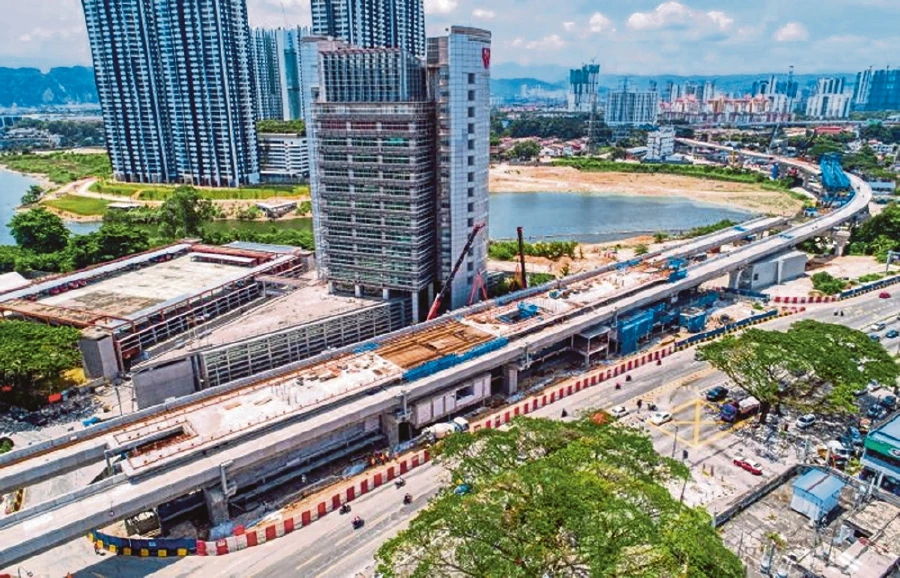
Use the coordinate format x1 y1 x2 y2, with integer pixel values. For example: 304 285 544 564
867 381 883 393
869 334 881 342
881 395 897 410
866 405 888 421
841 427 863 448
454 484 471 495
795 414 817 429
732 454 750 469
887 330 899 339
649 412 673 426
853 387 868 397
706 386 729 402
743 461 764 476
880 292 892 299
872 322 887 332
608 406 629 419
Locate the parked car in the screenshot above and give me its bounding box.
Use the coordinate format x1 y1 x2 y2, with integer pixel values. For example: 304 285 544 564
872 322 887 331
743 461 764 476
881 395 897 410
886 330 899 339
879 292 891 299
841 427 864 448
650 411 673 426
866 405 888 421
869 334 881 342
795 414 817 429
609 406 629 419
868 381 883 393
705 386 729 402
732 454 750 470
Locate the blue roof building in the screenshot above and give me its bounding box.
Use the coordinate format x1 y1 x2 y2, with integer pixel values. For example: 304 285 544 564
861 413 900 496
791 469 845 522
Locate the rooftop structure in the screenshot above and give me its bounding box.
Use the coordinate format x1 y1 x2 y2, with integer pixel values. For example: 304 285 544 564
0 242 308 377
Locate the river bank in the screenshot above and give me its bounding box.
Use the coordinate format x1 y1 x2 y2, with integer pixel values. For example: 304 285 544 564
489 164 804 217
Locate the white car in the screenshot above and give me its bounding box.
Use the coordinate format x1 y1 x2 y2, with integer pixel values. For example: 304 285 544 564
650 411 673 426
609 406 629 419
871 322 886 332
795 414 817 429
867 381 883 393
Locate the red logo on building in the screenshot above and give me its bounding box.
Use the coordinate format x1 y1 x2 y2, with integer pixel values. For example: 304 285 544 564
482 48 491 69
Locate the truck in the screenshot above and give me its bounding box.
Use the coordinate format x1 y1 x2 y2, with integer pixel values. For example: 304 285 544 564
720 396 760 423
424 417 470 441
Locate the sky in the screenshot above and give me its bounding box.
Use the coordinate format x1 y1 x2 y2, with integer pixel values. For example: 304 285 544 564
2 0 898 76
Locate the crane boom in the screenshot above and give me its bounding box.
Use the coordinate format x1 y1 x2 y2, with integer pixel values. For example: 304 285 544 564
427 222 486 321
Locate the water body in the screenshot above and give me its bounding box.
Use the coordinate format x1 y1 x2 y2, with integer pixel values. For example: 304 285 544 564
0 168 39 245
489 192 755 243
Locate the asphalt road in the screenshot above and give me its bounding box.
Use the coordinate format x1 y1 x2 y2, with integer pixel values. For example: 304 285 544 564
17 290 900 578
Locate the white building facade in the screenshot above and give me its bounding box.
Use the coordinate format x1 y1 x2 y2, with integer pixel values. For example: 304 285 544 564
646 126 675 161
606 90 659 126
258 133 309 183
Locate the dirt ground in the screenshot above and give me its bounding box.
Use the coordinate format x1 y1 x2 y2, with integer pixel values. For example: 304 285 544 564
490 164 804 217
766 255 891 297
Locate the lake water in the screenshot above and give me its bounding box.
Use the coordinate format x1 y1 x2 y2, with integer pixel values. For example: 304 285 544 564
0 170 753 247
489 192 755 243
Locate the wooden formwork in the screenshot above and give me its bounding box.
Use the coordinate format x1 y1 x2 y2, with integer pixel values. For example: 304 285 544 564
377 320 494 369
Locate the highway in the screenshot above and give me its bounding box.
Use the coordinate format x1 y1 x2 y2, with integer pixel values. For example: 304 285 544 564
0 150 873 568
44 289 898 578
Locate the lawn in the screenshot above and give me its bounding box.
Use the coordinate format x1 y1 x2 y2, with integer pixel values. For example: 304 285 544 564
0 152 112 184
91 180 309 201
44 195 111 216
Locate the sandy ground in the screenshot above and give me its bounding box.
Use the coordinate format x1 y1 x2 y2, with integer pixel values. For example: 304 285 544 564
766 255 894 297
490 164 804 217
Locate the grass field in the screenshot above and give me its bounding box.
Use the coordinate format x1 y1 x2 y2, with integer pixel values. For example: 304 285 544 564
0 153 112 184
44 195 111 216
91 180 309 201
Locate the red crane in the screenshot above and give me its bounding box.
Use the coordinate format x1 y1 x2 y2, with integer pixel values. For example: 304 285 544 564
426 222 486 321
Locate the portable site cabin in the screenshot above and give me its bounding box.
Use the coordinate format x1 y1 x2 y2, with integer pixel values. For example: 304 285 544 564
791 470 845 522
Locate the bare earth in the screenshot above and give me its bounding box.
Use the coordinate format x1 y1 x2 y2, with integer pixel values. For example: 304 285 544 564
490 164 804 217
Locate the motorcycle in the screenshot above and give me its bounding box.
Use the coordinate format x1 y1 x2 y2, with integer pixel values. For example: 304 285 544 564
352 516 365 529
394 477 406 488
615 383 622 390
339 503 351 515
403 493 413 505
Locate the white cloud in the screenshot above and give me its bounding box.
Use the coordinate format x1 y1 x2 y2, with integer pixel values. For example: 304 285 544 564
472 8 495 20
627 2 733 33
774 22 809 42
588 13 612 33
562 21 576 32
508 34 565 51
423 0 458 14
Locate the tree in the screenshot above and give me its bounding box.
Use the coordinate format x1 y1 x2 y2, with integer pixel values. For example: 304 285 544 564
810 272 847 296
634 244 649 256
158 186 215 239
508 140 541 161
66 224 151 270
20 185 44 206
376 417 743 578
0 321 82 398
9 207 69 254
698 321 899 422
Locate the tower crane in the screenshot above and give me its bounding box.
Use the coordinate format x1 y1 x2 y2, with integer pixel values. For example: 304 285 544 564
426 222 486 321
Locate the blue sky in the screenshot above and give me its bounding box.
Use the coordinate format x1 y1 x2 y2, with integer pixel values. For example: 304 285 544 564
2 0 898 75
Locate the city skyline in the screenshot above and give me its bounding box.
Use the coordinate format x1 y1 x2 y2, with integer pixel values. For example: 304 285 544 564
4 1 899 75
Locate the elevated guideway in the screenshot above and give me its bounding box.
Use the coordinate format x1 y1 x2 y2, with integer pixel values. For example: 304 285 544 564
0 156 871 567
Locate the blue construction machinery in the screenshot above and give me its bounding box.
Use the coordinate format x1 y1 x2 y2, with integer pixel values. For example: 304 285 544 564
820 153 853 207
667 257 688 283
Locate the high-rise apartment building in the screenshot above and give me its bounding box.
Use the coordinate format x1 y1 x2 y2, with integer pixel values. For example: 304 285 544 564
805 77 852 119
854 68 900 112
427 27 492 311
606 89 659 126
251 27 309 121
303 26 491 317
567 64 600 113
311 0 426 59
82 0 259 186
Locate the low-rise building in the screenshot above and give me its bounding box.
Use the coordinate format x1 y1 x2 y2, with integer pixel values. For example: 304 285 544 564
646 126 675 161
861 413 900 495
258 132 309 184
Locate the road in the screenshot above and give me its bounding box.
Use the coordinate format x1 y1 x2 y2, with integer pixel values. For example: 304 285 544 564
27 289 894 578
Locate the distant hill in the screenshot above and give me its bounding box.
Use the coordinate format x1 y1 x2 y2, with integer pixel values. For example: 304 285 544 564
490 78 567 101
0 66 98 108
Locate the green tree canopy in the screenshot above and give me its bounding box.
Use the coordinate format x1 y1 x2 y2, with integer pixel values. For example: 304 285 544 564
810 272 848 296
849 203 900 262
0 321 82 395
9 207 69 254
698 320 899 422
20 185 44 206
507 140 541 160
158 186 215 239
66 223 151 270
376 417 743 578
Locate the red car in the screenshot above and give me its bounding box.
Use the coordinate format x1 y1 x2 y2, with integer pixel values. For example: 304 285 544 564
732 454 763 476
880 292 891 299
